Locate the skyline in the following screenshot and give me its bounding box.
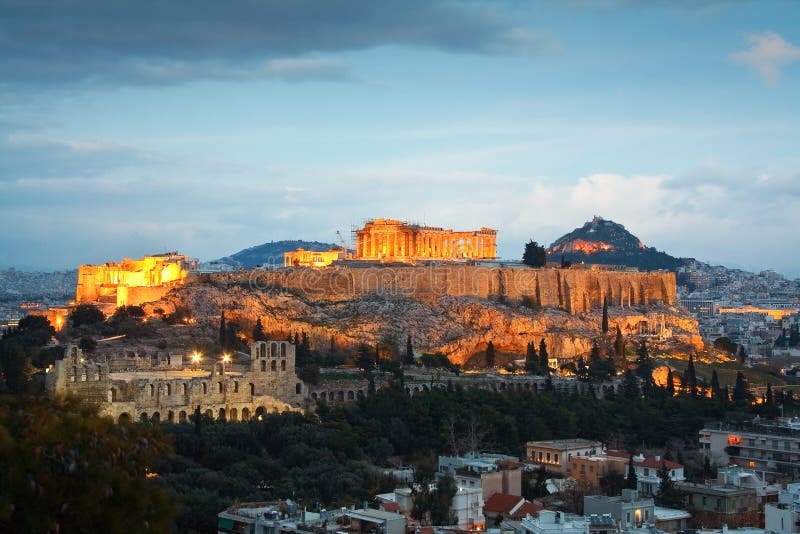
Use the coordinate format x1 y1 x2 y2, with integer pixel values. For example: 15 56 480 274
1 1 800 277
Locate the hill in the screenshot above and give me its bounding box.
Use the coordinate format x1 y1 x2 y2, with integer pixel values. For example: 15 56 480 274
214 240 336 269
547 216 683 271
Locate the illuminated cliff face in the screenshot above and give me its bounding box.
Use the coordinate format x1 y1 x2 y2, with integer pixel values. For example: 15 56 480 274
76 253 196 307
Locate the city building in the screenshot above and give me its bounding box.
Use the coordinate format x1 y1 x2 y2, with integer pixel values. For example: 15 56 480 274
699 426 800 480
584 490 655 530
567 454 626 491
519 510 592 534
344 507 406 534
605 453 685 497
217 500 328 534
764 482 800 534
483 493 543 526
354 218 497 262
439 451 522 499
675 480 759 528
526 439 604 475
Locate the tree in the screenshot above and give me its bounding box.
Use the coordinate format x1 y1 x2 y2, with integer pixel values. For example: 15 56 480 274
655 461 684 508
626 456 638 489
252 318 267 342
666 368 675 397
404 335 415 365
522 240 547 268
576 355 588 380
219 311 227 349
602 298 609 334
713 336 737 355
733 371 749 403
622 369 640 400
486 341 496 368
0 395 175 532
635 340 654 397
738 345 748 365
614 325 625 360
355 344 375 373
69 304 104 327
525 341 539 374
0 341 33 393
766 383 774 405
685 354 697 398
78 336 97 354
539 339 549 373
710 370 721 400
430 475 457 526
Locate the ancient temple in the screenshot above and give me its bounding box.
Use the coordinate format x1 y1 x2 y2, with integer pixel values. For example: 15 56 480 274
354 218 497 262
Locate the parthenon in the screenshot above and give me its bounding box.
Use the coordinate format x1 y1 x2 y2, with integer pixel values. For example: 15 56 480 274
355 218 497 261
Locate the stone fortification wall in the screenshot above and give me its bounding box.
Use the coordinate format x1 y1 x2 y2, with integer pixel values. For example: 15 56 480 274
247 266 675 313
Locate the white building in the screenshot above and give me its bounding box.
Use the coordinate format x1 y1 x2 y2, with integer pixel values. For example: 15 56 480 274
765 482 800 534
520 510 588 534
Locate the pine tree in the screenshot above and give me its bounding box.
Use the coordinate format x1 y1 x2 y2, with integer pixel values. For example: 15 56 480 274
405 335 414 365
219 311 227 349
685 354 698 397
252 317 267 342
486 341 496 368
539 339 549 373
602 297 609 334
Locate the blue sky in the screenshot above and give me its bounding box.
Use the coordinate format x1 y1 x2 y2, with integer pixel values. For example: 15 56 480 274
1 0 799 277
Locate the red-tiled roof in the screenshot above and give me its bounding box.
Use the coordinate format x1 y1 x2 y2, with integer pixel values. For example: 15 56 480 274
483 493 524 513
381 502 401 513
511 502 543 519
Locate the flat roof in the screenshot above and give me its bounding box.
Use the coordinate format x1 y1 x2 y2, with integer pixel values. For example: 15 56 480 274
527 439 601 449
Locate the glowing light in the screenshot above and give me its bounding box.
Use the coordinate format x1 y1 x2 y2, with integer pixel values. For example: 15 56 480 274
222 354 231 364
192 352 201 363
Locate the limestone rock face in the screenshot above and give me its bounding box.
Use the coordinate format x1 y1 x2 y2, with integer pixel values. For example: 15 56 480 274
145 275 700 365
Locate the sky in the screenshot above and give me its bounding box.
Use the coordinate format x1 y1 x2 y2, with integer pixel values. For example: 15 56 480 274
1 1 799 277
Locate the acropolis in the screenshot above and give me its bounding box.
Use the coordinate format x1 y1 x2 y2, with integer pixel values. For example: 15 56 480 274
355 218 497 262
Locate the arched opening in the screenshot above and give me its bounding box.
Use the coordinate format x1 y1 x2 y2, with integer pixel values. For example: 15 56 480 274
234 381 239 393
347 390 354 400
261 360 266 372
202 383 208 395
281 343 286 357
179 410 187 423
151 412 160 423
182 383 187 395
280 360 286 371
259 343 266 358
337 391 344 401
118 413 131 424
204 409 213 418
149 384 155 397
328 392 335 401
139 412 149 422
242 407 251 420
255 406 266 421
311 392 318 400
108 388 116 403
295 383 302 394
167 410 175 423
96 365 103 380
217 382 223 393
422 385 429 392
270 342 277 357
216 363 223 375
229 408 238 421
249 383 255 396
166 383 172 396
270 360 276 371
71 366 77 382
218 408 226 421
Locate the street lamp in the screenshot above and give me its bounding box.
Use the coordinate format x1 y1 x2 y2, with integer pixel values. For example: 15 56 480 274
222 353 231 364
192 352 202 370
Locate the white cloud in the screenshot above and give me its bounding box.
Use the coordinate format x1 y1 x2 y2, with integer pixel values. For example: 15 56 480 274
731 32 800 85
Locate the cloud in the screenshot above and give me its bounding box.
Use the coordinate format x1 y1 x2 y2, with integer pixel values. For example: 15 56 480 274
0 0 555 86
731 32 800 85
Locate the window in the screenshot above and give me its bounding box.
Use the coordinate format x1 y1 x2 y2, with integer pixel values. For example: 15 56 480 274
149 384 155 397
281 360 286 371
202 383 208 394
166 383 172 395
217 382 223 393
261 360 266 372
626 512 631 525
234 381 239 393
271 360 277 371
644 468 650 476
554 454 559 462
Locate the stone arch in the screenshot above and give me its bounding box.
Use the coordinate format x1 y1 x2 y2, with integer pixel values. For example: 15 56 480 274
167 410 175 423
218 408 226 421
357 390 364 399
255 406 266 418
166 383 172 396
422 385 429 392
413 386 420 392
271 360 277 371
347 390 355 400
270 342 277 357
261 360 267 372
259 343 266 358
149 384 155 397
311 392 318 400
204 409 213 418
182 383 187 395
118 413 131 424
217 381 223 393
229 408 238 421
139 412 149 422
108 388 117 403
72 366 77 382
281 343 286 357
241 407 251 420
328 392 335 401
295 383 302 394
499 382 506 390
151 412 160 423
280 360 286 371
96 364 103 380
179 410 187 423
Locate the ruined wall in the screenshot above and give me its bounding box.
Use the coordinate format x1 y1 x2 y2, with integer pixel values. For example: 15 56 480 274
247 266 676 313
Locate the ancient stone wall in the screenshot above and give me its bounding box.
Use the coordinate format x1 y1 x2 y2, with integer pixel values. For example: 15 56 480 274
247 266 676 314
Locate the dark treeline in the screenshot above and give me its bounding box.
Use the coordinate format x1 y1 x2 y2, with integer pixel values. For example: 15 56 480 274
154 383 737 533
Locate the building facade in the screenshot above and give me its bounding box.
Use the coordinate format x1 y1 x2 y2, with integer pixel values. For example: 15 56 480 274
526 439 604 474
283 248 347 268
699 426 800 480
584 490 655 530
46 341 307 423
354 218 497 262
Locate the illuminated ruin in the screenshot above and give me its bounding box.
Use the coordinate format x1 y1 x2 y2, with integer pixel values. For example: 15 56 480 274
283 248 347 268
76 252 197 308
355 218 497 262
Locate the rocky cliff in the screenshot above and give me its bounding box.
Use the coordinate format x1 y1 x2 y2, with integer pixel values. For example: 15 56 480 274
144 266 700 365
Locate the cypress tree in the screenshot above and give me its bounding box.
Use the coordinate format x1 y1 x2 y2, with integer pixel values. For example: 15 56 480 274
486 341 496 368
252 317 266 342
219 311 227 349
525 341 538 374
405 335 414 365
733 371 748 403
766 383 774 405
602 297 609 334
539 339 549 373
710 370 721 400
576 355 588 380
614 325 625 360
626 456 638 489
686 354 697 397
666 368 675 397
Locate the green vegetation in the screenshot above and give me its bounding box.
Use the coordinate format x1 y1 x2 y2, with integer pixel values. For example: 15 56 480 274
522 240 547 267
